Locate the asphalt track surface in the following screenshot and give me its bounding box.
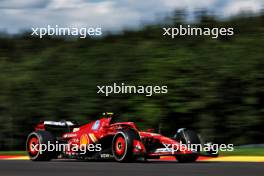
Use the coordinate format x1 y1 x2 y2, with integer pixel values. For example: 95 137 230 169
0 160 263 176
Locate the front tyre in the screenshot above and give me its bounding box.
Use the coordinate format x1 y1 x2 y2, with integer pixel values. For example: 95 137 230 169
174 129 201 163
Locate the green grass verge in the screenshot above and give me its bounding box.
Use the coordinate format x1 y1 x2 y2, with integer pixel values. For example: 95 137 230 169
220 147 264 156
0 151 27 156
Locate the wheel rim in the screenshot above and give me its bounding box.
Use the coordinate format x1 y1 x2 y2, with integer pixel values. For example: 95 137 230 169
28 136 39 156
115 136 126 156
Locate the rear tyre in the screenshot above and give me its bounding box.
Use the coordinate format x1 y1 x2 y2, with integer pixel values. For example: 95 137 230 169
112 129 139 162
174 129 201 163
26 130 58 161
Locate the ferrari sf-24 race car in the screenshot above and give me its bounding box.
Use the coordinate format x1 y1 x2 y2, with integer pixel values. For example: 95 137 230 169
26 112 218 162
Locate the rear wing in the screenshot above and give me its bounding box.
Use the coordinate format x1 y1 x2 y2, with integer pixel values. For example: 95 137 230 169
35 120 79 131
44 121 75 127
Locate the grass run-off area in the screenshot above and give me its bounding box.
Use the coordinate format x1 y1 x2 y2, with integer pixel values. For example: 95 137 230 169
220 147 264 156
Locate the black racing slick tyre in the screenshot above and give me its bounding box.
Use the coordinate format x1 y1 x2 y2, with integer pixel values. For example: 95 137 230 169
26 130 58 161
112 129 139 162
174 129 201 163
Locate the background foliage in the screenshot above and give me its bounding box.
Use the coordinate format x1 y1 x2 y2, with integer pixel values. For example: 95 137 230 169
0 12 263 150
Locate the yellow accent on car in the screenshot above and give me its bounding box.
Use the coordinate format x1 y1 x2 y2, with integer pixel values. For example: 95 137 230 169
89 133 98 143
80 134 89 145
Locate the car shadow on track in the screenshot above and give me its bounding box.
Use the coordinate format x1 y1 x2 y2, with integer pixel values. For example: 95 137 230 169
52 159 220 164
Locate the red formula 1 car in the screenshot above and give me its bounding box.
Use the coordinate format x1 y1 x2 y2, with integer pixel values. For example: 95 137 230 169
26 112 217 162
